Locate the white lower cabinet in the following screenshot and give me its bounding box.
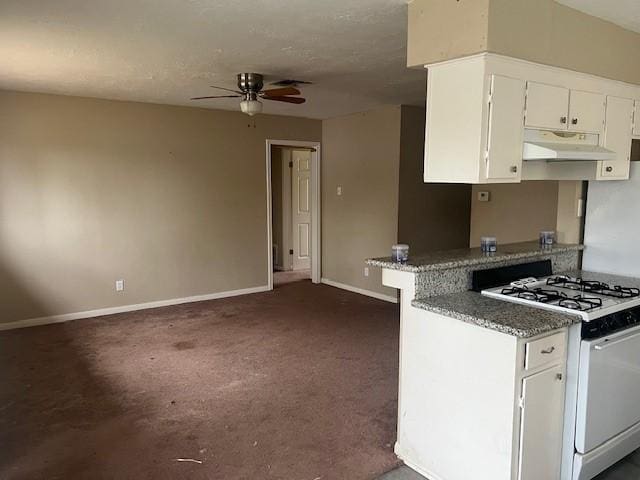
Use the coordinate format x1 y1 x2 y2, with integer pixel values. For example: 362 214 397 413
394 303 568 480
518 364 565 480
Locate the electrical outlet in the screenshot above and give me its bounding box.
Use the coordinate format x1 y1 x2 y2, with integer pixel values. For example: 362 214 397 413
337 186 342 196
115 279 125 292
478 191 490 202
364 267 369 277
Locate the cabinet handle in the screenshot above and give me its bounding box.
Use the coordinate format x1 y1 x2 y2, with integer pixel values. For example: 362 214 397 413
556 373 563 381
541 346 555 354
510 165 518 173
560 116 567 124
606 166 613 173
571 118 578 125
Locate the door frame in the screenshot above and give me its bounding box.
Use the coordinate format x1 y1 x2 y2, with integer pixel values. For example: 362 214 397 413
265 139 321 290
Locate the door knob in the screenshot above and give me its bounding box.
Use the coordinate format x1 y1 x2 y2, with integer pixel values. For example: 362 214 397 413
606 166 613 173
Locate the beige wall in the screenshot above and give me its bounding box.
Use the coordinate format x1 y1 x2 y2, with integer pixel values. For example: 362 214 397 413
0 90 321 323
408 0 640 85
556 181 585 244
469 182 559 247
488 0 640 85
397 106 472 253
322 106 402 298
407 0 489 69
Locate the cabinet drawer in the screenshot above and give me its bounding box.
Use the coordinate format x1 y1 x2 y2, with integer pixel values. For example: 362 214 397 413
525 331 566 370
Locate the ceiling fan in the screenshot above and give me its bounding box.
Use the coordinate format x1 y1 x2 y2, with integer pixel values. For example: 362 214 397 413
191 73 306 116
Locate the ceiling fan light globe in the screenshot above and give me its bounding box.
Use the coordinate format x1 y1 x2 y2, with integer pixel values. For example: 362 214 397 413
240 99 262 116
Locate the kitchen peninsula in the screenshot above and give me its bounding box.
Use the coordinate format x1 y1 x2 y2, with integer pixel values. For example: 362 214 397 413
367 242 584 480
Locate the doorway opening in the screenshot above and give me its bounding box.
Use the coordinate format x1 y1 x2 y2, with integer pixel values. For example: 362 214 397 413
266 140 321 290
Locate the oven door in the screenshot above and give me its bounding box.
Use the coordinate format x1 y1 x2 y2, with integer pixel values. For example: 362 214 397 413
575 325 640 453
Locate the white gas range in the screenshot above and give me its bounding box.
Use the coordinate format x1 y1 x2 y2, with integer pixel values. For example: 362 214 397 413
482 274 640 321
478 264 640 480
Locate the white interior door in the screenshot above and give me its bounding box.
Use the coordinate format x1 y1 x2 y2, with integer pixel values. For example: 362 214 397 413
292 150 311 271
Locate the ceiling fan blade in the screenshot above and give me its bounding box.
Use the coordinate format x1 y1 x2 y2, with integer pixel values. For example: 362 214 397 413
263 96 306 104
209 85 243 94
190 95 241 100
260 87 301 97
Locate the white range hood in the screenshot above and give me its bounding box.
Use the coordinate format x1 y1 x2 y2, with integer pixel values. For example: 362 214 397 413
523 141 616 161
522 129 616 162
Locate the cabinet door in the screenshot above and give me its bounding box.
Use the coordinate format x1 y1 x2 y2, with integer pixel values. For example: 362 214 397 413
517 365 564 480
525 82 569 130
485 75 526 182
634 100 640 136
569 90 605 133
599 96 634 180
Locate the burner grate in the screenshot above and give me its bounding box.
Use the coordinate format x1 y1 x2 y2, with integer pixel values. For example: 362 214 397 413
546 276 640 299
500 286 603 312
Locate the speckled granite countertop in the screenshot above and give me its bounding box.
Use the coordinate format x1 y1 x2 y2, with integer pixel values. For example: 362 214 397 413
367 242 584 273
412 291 581 338
410 269 640 338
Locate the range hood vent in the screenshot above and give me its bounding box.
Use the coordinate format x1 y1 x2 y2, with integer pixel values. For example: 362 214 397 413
523 142 616 161
522 129 616 162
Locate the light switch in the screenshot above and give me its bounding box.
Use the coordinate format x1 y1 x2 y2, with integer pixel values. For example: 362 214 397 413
478 191 490 202
115 279 125 292
337 186 342 196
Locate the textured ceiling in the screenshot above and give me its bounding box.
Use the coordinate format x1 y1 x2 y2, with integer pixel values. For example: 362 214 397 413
556 0 640 34
0 0 426 119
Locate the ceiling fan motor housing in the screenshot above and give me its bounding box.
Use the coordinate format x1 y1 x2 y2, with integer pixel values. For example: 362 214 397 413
237 73 264 95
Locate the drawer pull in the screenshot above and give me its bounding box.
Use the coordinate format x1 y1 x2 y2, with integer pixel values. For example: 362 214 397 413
541 346 556 354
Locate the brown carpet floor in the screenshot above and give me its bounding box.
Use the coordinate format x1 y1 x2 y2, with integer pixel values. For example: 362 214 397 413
0 281 401 480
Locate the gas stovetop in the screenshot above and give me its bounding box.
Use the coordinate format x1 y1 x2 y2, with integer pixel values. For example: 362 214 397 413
482 275 640 321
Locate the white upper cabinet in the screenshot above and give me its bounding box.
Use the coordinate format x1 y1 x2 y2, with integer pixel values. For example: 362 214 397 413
486 75 526 181
524 83 605 133
422 54 640 184
525 82 569 130
598 96 634 180
568 90 606 133
423 56 526 184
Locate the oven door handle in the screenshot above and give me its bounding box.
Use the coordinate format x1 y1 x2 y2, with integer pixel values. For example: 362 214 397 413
593 331 640 351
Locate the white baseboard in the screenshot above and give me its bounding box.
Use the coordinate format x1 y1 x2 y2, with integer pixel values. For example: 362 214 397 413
320 278 398 303
395 442 444 480
0 285 271 332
